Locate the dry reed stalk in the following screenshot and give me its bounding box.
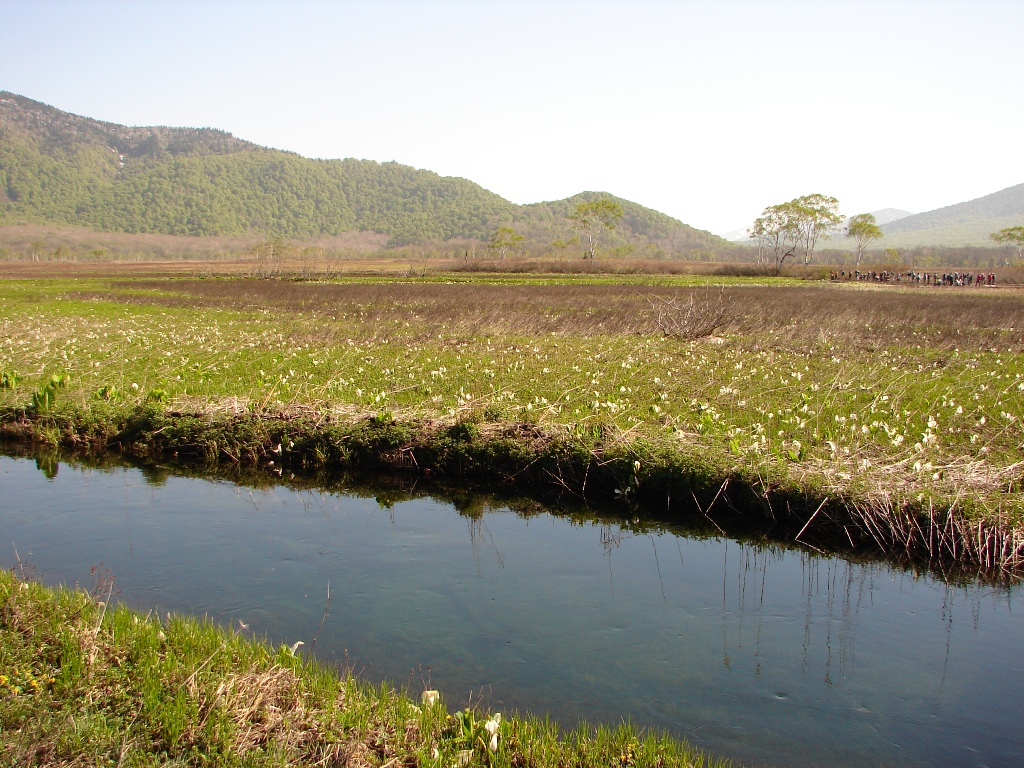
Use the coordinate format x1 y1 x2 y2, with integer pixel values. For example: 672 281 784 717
836 490 1024 575
201 666 310 755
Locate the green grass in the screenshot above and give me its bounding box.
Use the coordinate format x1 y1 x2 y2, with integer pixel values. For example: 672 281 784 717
1 275 1023 571
0 570 728 767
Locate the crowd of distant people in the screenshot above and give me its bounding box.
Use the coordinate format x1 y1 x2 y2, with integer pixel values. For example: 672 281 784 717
829 269 997 286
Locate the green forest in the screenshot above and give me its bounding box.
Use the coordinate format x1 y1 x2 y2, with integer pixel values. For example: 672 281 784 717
0 92 725 253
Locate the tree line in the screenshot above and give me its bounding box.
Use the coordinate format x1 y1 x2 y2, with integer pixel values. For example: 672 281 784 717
747 194 1022 274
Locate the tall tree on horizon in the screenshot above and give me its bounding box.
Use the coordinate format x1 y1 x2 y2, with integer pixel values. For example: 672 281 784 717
846 213 883 266
567 199 623 259
791 194 842 266
990 226 1024 263
749 203 800 274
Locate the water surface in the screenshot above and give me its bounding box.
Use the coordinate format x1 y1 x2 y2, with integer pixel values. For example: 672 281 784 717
2 453 1021 767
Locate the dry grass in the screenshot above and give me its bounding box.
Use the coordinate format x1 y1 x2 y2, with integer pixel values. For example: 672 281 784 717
87 278 1024 350
0 257 419 280
0 225 389 259
447 258 733 275
0 225 263 260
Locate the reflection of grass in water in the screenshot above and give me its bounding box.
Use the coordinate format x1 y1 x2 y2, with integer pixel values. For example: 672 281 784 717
0 570 728 768
0 442 886 575
1 276 1022 570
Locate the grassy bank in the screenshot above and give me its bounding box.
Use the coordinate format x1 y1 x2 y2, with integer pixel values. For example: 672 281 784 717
0 570 725 767
1 273 1023 574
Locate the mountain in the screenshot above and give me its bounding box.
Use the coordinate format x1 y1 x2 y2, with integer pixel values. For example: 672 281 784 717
719 226 753 242
878 184 1024 247
0 92 726 252
868 208 914 225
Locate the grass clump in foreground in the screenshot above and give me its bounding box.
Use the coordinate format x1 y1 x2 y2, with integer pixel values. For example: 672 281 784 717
0 571 727 768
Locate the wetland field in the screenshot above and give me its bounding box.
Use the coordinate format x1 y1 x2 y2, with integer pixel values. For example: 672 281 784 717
2 262 1024 767
1 267 1022 575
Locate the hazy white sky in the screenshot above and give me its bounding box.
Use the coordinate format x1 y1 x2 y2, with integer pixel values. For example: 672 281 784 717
2 0 1022 234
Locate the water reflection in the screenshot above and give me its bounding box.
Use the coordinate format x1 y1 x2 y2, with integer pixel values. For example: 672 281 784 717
1 449 1021 768
34 452 59 479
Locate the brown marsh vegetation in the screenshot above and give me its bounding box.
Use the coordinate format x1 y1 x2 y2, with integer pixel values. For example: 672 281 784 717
3 225 1021 281
0 224 389 261
96 278 1024 351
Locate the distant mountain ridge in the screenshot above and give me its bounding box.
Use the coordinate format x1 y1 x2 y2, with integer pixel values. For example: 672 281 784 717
724 185 1024 249
868 208 914 226
878 183 1024 247
0 92 726 252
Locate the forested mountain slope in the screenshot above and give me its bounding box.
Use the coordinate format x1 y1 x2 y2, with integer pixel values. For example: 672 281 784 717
0 92 725 251
879 183 1024 248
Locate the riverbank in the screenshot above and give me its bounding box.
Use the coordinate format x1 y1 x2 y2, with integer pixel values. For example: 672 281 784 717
0 570 727 767
3 400 1023 578
1 275 1022 575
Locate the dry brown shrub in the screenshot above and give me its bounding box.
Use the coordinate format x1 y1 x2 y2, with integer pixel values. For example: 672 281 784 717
648 289 732 339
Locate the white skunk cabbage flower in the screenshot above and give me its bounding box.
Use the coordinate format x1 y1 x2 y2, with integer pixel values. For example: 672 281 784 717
485 714 501 750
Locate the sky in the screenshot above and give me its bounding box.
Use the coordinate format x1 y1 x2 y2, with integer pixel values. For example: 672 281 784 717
2 0 1022 235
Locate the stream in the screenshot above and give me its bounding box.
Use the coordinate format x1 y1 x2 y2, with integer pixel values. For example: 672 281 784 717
2 451 1021 767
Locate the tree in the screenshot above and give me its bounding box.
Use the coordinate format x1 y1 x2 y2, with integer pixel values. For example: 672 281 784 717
845 213 883 266
791 194 841 266
487 226 524 260
551 236 579 259
991 226 1024 262
749 202 801 274
567 198 623 259
749 194 841 271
